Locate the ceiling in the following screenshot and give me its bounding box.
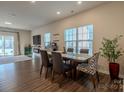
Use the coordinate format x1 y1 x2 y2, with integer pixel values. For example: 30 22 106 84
0 1 108 30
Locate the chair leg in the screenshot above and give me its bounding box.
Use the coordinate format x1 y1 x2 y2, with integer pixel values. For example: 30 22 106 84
68 70 73 79
91 75 96 89
45 67 48 79
59 74 65 88
51 70 54 82
96 71 99 83
40 65 43 77
64 60 66 64
63 72 67 78
50 67 52 72
76 70 79 80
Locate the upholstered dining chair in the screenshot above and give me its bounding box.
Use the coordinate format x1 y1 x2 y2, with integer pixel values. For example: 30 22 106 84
76 52 100 89
40 50 53 79
64 48 74 64
80 49 89 63
67 48 74 53
80 49 89 54
51 52 73 87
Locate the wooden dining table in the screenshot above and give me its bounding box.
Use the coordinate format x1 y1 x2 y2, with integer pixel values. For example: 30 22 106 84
47 51 92 80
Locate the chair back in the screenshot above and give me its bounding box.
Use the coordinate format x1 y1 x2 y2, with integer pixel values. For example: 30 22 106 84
63 47 66 54
93 52 100 69
88 52 100 70
80 49 89 54
67 48 73 53
52 52 63 74
40 50 49 67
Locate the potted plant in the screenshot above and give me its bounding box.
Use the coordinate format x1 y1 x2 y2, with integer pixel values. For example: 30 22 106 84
100 35 124 80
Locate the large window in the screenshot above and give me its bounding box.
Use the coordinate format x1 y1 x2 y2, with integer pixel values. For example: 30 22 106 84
64 28 77 53
64 24 93 55
44 33 51 48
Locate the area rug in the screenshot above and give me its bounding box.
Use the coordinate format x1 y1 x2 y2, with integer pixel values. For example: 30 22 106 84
107 79 123 92
97 73 123 92
0 55 32 65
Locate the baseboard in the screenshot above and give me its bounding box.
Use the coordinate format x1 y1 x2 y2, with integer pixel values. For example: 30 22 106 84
99 69 109 75
99 69 124 79
119 74 124 79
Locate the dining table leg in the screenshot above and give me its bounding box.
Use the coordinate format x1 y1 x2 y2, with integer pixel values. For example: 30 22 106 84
71 61 79 81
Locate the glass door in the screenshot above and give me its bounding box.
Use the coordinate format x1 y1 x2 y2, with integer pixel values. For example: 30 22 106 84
0 35 14 56
0 35 4 56
4 36 14 56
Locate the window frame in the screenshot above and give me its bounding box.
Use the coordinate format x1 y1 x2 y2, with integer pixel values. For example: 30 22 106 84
44 32 51 48
64 28 77 53
64 24 93 55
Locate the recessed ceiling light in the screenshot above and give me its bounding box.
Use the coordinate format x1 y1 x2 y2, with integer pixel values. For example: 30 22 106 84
31 0 36 3
77 1 82 5
57 11 61 15
5 21 12 25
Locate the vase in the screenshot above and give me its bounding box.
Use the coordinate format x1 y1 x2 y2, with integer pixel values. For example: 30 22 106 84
109 63 119 80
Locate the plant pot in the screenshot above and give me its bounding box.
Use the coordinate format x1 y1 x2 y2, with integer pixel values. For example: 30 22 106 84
109 63 119 80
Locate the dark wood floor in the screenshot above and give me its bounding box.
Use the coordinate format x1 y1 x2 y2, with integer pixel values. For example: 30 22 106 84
0 55 123 92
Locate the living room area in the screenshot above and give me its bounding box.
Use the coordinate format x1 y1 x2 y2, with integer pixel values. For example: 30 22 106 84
0 1 124 92
0 27 32 64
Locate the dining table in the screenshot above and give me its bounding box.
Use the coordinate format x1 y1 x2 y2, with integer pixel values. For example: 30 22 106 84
47 51 92 62
47 51 92 80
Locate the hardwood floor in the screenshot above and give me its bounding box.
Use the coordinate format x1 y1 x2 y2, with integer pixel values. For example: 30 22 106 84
0 55 123 92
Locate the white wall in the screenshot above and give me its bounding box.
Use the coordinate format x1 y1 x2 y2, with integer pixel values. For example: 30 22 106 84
31 2 124 78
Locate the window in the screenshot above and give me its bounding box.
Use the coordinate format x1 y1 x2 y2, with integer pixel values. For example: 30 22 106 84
44 33 51 48
64 24 93 55
77 25 93 55
64 28 77 53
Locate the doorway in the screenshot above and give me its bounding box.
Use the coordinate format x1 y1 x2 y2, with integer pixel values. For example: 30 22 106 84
0 35 14 56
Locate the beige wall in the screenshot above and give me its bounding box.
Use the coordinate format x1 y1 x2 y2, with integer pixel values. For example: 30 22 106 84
0 27 31 55
19 31 31 55
31 2 124 78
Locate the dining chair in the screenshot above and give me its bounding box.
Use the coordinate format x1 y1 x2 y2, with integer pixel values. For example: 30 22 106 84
51 52 73 87
80 49 89 63
80 49 89 54
63 47 66 54
64 48 74 64
76 52 100 89
67 48 74 53
40 50 53 79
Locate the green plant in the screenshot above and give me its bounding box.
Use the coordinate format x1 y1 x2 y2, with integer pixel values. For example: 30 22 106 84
100 35 124 63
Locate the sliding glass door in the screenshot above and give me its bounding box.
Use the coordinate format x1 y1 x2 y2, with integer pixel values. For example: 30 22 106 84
0 35 14 56
4 36 14 56
0 35 4 56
